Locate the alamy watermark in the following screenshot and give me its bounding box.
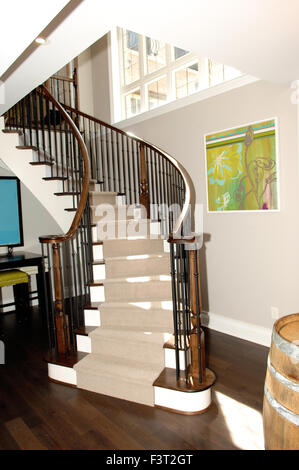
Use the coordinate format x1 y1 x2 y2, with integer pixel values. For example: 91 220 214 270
0 340 4 365
94 202 204 249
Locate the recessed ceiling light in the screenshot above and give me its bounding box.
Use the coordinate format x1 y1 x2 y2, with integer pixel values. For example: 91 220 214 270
35 37 46 45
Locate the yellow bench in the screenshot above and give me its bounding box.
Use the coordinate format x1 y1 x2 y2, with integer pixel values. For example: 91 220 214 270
0 269 30 323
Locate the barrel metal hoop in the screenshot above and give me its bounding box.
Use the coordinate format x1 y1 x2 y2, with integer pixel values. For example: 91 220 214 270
264 385 299 426
267 356 299 392
272 329 299 361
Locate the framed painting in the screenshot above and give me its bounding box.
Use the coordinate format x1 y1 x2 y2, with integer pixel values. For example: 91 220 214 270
204 118 280 212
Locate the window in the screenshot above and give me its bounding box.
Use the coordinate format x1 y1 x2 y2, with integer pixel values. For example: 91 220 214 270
147 76 167 109
122 29 140 85
175 62 200 99
115 28 242 120
124 88 141 118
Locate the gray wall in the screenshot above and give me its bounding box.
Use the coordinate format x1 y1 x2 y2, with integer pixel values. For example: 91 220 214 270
77 34 112 123
121 81 299 332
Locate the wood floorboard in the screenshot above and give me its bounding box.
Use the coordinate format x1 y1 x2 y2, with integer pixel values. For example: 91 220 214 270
0 307 269 450
5 417 46 450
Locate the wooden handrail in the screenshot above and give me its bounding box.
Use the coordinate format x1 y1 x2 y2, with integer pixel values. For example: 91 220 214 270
62 103 193 238
51 74 75 83
38 85 89 244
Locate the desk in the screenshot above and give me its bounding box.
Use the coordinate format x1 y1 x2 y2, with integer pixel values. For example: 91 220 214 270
0 251 47 313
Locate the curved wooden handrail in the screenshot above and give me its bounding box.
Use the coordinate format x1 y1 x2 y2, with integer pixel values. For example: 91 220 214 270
38 86 89 244
62 103 193 238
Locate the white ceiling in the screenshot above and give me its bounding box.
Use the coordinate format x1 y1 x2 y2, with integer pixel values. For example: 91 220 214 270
0 0 70 76
1 0 299 114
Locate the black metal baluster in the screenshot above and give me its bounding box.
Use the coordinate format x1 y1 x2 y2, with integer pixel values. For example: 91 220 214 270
93 121 100 183
47 243 58 359
71 238 79 329
64 240 76 351
179 245 189 383
126 136 133 204
41 243 52 358
38 91 46 165
193 248 202 383
58 244 69 357
99 124 106 189
32 90 40 160
88 118 94 180
170 243 180 379
116 132 123 195
121 134 128 201
110 130 116 192
131 138 137 204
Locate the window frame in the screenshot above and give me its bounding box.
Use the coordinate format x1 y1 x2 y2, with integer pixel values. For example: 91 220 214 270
113 27 244 122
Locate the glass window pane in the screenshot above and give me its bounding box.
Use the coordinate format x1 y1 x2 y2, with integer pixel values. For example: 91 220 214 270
174 46 189 60
123 29 140 85
146 37 166 74
125 89 141 118
175 62 200 99
147 76 167 110
209 60 224 86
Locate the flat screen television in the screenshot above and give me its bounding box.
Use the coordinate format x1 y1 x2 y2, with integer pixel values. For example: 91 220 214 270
0 177 24 253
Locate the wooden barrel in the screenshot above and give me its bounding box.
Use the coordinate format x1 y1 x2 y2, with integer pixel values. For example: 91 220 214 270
263 313 299 449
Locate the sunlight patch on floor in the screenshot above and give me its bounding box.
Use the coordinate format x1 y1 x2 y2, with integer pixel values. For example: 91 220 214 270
215 391 264 450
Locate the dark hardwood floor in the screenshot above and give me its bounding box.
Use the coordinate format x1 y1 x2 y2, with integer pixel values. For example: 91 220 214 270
0 307 269 450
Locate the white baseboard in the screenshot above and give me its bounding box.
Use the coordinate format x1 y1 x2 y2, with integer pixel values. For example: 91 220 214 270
201 311 272 348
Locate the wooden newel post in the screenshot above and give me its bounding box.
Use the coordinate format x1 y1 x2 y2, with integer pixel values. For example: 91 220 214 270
52 243 70 355
189 248 205 382
139 142 150 218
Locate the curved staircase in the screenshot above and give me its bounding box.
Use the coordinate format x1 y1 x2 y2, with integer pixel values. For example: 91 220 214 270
3 84 216 415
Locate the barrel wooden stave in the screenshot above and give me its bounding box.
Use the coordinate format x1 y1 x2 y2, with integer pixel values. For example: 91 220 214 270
263 313 299 450
263 395 299 450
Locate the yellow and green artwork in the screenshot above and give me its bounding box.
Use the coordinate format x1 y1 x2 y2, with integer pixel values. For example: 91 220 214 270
205 119 279 212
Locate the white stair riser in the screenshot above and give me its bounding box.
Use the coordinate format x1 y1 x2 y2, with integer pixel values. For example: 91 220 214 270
93 263 105 280
90 285 105 303
154 386 212 414
84 308 101 327
164 348 190 371
48 363 77 386
92 244 103 261
76 334 92 353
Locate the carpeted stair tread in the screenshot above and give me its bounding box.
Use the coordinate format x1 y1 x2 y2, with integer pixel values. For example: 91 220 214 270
74 352 163 382
89 325 172 344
